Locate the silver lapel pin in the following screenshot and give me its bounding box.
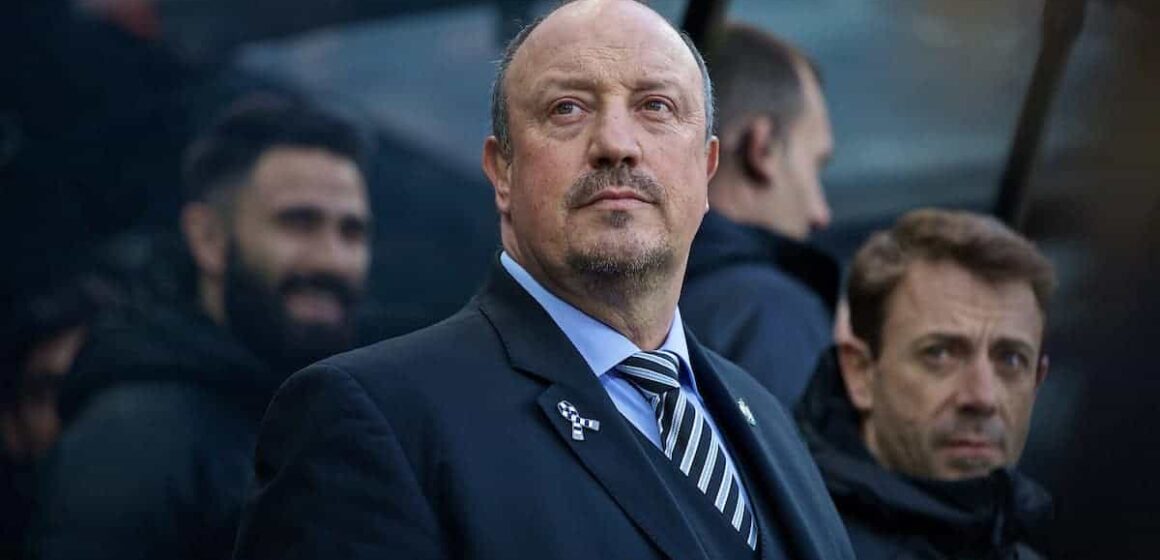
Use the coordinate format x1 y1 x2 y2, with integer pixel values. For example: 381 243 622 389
557 400 600 441
737 398 756 426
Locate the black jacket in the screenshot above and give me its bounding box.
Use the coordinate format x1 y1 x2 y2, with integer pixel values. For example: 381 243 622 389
233 261 854 560
682 211 840 406
794 349 1053 559
30 304 284 560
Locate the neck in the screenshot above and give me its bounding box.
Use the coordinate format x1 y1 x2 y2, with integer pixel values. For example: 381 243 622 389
198 275 227 326
569 271 680 350
707 173 768 231
506 243 682 351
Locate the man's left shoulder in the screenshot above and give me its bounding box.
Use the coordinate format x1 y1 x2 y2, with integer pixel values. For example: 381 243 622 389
696 344 799 430
694 341 858 558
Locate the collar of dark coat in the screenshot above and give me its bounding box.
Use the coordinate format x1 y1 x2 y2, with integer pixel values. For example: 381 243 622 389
473 257 609 399
59 302 274 423
686 210 840 312
795 347 1054 547
475 258 712 558
475 257 848 560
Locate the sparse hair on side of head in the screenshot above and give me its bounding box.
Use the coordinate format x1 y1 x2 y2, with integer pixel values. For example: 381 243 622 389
489 0 715 160
182 95 370 210
847 208 1057 356
708 22 819 145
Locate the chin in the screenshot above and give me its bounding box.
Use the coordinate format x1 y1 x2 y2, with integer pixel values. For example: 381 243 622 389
939 459 1004 480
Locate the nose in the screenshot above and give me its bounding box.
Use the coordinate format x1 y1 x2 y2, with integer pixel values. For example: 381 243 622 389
302 226 368 281
587 107 642 169
956 357 999 417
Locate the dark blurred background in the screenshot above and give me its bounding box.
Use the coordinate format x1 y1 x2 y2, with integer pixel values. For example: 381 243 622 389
4 0 1158 557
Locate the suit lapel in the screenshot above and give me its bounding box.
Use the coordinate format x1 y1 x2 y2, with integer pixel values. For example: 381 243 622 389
535 386 708 560
477 261 707 560
687 334 836 560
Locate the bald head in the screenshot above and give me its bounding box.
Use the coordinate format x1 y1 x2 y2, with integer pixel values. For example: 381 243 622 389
479 0 721 350
490 0 714 159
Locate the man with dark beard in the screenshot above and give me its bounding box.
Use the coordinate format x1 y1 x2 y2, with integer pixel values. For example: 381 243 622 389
30 97 371 560
795 209 1056 558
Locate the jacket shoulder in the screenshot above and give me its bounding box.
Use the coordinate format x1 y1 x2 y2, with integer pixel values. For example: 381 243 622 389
58 381 250 456
320 306 498 385
684 262 828 317
34 382 252 558
698 346 798 430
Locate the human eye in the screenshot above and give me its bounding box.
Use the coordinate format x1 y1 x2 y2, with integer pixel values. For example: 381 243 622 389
640 97 675 114
993 346 1033 379
340 217 369 245
550 99 584 117
640 96 677 119
920 343 952 365
277 207 322 233
917 339 963 374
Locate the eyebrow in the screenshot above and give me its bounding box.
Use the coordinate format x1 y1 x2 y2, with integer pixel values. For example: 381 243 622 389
915 332 1037 355
276 206 323 221
632 76 684 92
276 204 370 224
341 213 372 230
990 337 1037 356
915 332 972 347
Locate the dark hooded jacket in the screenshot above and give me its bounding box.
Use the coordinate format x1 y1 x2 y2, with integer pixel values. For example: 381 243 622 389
681 211 840 406
29 303 284 560
795 349 1053 559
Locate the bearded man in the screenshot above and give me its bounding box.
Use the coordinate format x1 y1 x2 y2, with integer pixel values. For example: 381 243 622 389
32 97 372 560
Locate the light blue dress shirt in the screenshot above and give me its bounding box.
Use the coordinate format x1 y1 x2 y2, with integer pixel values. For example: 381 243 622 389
500 252 751 505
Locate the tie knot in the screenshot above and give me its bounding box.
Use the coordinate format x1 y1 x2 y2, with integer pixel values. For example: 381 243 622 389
615 350 681 398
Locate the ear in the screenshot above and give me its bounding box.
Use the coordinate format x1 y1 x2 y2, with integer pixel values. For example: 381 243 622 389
1035 353 1050 387
740 116 777 185
705 135 720 185
837 336 876 414
180 202 228 279
482 136 513 218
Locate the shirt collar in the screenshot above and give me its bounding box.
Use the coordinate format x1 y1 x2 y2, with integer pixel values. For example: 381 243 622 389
500 252 692 383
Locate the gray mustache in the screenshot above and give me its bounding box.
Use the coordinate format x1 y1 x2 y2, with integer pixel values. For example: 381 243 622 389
565 166 664 208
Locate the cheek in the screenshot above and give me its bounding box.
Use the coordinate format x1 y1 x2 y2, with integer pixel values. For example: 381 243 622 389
235 231 296 287
665 149 710 214
881 366 950 426
1001 384 1038 431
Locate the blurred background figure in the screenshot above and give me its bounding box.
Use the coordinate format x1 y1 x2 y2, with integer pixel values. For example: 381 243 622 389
2 0 1158 556
681 22 838 406
28 97 372 560
796 209 1056 558
0 272 112 560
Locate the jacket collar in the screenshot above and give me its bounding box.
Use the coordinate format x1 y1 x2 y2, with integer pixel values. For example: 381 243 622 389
795 348 1054 544
61 302 273 422
687 211 840 312
475 258 713 559
476 257 839 559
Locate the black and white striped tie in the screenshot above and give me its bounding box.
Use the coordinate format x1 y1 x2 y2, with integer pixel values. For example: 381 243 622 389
615 350 758 550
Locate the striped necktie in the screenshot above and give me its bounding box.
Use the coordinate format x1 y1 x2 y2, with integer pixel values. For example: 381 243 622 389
615 350 758 550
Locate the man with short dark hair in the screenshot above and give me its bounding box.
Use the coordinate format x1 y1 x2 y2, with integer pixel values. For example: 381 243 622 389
233 2 853 559
681 23 839 405
795 208 1056 558
31 97 372 560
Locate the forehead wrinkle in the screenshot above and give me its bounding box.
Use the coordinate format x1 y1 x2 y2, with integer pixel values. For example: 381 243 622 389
894 289 1042 351
509 0 703 106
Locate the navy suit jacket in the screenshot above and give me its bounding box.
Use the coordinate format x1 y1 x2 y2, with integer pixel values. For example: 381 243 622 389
233 262 853 559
